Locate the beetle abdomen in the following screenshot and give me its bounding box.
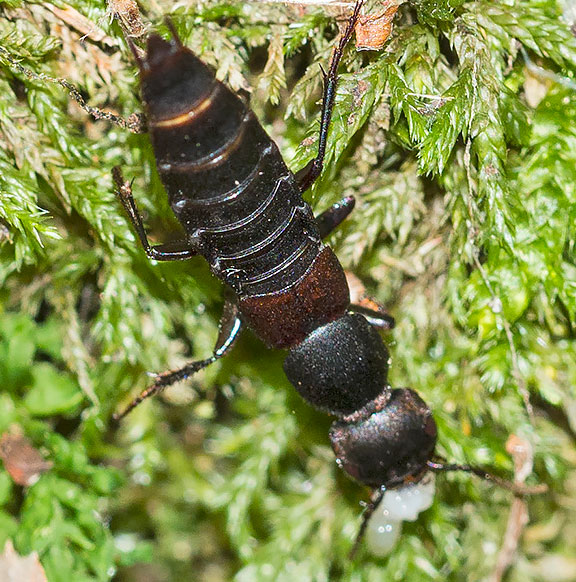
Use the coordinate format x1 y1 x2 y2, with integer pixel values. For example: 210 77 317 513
139 34 322 297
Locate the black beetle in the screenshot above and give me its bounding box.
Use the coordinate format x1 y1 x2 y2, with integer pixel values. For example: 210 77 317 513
109 3 441 551
107 1 545 555
1 0 541 555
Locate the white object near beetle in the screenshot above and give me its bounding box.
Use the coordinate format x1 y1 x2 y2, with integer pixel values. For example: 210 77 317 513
366 474 436 556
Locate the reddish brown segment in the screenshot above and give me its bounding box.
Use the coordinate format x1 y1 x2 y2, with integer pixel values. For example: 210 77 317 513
239 247 350 349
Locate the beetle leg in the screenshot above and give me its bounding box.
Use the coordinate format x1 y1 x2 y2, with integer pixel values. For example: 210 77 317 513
213 301 243 357
349 487 386 559
113 301 243 422
316 196 356 238
345 270 395 329
113 167 198 261
349 304 395 330
297 0 364 193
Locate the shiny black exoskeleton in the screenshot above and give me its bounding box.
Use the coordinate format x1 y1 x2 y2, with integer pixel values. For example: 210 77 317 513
0 0 542 557
111 2 439 553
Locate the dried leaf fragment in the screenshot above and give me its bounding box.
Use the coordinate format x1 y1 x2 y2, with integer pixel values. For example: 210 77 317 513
355 1 401 51
0 540 47 582
45 2 116 47
108 0 147 38
0 433 53 487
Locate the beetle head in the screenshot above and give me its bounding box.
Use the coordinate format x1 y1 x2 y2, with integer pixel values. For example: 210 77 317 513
330 388 437 489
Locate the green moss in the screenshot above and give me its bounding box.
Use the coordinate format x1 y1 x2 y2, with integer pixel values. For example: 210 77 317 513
0 0 575 580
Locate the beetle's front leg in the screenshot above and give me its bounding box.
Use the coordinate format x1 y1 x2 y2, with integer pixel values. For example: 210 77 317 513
349 304 395 330
345 271 395 329
113 167 198 261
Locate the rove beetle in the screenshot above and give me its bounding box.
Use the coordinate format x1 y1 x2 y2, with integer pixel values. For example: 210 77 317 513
110 2 441 551
106 0 545 555
105 0 545 554
1 0 543 555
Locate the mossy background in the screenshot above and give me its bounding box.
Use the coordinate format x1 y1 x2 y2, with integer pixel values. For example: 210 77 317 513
0 0 575 580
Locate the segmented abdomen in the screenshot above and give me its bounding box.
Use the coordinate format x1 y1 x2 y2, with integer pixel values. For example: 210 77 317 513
140 35 322 297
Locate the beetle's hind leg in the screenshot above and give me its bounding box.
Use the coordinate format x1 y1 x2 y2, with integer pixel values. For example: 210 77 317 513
113 301 243 422
113 167 198 261
296 0 364 192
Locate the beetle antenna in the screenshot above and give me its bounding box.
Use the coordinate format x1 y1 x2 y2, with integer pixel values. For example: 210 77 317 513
426 460 548 496
349 487 386 560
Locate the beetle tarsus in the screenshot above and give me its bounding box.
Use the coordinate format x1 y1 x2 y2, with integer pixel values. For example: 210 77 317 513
113 166 198 260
